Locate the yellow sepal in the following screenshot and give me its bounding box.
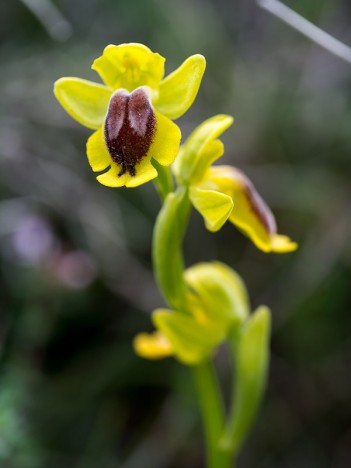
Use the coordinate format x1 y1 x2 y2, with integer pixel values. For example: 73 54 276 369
155 54 206 120
54 78 112 129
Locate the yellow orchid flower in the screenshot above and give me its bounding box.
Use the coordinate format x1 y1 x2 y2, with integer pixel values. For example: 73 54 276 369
193 165 297 253
134 262 250 364
174 115 297 253
54 43 206 188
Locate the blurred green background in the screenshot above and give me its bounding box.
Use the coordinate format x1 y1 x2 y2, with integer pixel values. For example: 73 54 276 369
1 0 351 466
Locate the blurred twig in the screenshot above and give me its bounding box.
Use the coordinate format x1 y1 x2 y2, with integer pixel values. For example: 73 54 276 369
19 0 72 42
257 0 351 64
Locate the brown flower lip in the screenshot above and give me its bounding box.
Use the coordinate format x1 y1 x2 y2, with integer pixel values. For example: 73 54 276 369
104 87 156 177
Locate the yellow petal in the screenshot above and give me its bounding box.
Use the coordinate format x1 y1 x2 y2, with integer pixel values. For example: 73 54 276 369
153 309 225 365
86 128 111 172
92 43 165 91
150 111 181 166
189 187 233 232
133 331 173 359
54 78 111 129
208 166 298 253
155 54 206 120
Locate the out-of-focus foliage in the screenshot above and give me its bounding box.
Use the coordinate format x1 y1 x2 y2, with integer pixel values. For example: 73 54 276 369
1 0 351 467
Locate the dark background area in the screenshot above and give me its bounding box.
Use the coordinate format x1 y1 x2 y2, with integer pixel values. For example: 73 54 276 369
1 0 351 466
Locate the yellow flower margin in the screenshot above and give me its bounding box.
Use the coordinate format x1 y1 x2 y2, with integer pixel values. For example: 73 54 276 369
54 43 206 188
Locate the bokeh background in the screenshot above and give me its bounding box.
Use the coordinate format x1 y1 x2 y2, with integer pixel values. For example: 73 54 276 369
1 0 351 466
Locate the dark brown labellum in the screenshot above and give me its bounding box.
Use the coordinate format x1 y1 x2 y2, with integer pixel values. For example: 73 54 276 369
104 88 156 177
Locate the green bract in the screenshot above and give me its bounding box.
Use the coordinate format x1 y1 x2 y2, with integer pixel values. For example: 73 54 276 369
221 306 271 455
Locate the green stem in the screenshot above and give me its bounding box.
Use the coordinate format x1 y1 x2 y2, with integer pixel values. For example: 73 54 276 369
152 181 233 467
153 162 174 201
193 362 232 468
220 333 241 459
152 185 190 311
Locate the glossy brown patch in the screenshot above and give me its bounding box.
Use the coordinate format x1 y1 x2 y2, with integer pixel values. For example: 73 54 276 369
104 88 156 177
